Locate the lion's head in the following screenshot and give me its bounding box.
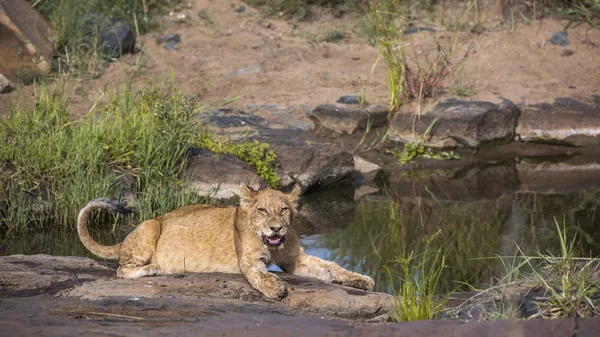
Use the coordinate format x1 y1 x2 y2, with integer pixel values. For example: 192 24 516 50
239 183 301 248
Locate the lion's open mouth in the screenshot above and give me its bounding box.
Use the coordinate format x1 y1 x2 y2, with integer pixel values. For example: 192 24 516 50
262 235 285 247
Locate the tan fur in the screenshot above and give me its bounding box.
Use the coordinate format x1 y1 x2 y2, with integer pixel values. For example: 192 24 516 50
77 184 374 299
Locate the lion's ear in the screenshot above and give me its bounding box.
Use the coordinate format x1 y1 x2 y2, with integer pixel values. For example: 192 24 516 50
286 183 302 208
239 182 256 208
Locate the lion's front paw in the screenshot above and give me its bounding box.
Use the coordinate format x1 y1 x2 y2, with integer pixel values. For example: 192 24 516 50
342 274 375 291
259 274 288 300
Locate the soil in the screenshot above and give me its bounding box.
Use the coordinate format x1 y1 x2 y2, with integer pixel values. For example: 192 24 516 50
3 1 599 127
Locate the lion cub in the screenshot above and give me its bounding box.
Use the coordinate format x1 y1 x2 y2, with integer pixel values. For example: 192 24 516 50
77 183 374 299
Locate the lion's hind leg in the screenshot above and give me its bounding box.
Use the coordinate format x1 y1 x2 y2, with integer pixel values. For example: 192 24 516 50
116 219 163 279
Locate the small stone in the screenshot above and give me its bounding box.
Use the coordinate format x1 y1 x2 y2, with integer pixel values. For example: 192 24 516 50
233 5 245 13
218 283 227 288
336 95 360 105
156 33 181 45
245 104 258 111
224 65 261 77
0 74 12 93
549 31 569 46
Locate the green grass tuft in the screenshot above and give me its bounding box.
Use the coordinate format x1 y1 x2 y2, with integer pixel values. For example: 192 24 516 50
387 230 451 322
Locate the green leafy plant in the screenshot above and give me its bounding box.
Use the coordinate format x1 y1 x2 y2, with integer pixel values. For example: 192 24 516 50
198 137 280 188
392 141 458 165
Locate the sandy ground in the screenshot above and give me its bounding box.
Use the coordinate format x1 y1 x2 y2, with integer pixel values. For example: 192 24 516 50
3 0 599 128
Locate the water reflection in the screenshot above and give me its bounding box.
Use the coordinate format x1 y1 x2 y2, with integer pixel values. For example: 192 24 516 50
305 162 600 293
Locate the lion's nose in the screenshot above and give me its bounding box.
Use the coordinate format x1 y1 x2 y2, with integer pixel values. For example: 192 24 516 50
269 226 282 233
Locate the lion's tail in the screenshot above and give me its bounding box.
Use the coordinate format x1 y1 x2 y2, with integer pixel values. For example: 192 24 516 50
77 198 133 260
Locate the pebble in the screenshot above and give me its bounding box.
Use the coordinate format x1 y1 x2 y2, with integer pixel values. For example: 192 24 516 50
549 31 569 46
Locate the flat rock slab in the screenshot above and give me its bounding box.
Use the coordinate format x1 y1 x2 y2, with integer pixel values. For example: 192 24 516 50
516 97 600 146
308 104 388 135
390 98 521 149
0 254 392 319
199 110 354 193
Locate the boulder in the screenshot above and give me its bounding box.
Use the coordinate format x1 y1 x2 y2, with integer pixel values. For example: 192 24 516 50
390 98 521 149
516 97 600 146
199 110 355 193
83 13 136 59
0 0 53 82
307 104 388 135
182 149 265 200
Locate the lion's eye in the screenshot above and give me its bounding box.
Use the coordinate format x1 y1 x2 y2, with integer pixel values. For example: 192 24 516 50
280 207 289 213
258 208 268 215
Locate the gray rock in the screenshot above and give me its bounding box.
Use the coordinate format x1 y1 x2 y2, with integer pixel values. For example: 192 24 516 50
549 30 569 46
233 5 245 13
390 98 521 148
257 104 311 130
155 33 181 45
224 65 262 77
308 104 389 135
353 155 381 175
252 127 355 192
182 149 265 200
84 13 135 59
516 97 600 146
200 111 355 193
336 95 361 105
